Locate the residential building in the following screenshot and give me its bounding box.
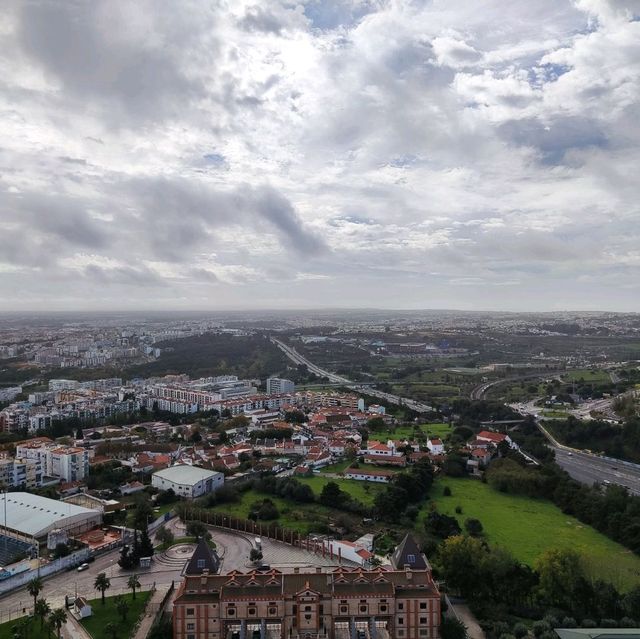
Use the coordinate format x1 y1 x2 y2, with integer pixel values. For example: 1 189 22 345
344 467 395 483
173 534 440 639
266 378 295 395
0 455 42 488
15 439 90 481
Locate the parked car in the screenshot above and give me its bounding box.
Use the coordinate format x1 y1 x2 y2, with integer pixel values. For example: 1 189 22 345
77 563 90 572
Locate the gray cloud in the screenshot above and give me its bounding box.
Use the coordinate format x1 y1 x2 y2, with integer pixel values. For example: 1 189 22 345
0 0 637 310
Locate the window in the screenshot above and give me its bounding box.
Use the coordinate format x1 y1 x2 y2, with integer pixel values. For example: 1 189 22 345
305 606 312 612
227 607 235 616
186 608 195 616
187 634 195 639
197 559 206 568
420 602 427 610
360 605 367 613
305 615 311 621
380 605 387 613
248 608 256 616
398 617 404 625
407 554 416 564
397 631 405 637
420 618 427 625
187 624 195 631
398 603 404 610
269 607 277 616
340 606 348 614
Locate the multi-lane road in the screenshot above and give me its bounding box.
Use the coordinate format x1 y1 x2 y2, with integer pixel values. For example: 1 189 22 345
271 338 433 413
511 402 640 495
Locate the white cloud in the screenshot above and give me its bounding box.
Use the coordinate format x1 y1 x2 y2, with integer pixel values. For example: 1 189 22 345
0 0 638 310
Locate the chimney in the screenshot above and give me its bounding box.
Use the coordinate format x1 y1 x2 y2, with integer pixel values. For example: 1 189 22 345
405 568 412 580
316 567 322 574
294 567 300 574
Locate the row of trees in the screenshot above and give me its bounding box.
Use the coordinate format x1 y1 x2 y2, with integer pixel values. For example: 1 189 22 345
437 537 640 629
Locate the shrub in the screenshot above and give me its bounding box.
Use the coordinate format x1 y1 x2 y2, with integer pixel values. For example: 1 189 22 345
464 518 483 536
443 486 452 496
455 505 463 514
559 618 576 628
532 621 549 637
619 617 637 628
580 620 596 628
599 619 617 628
512 622 528 638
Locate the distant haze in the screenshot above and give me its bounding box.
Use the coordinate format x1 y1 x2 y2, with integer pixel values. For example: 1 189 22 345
0 1 639 311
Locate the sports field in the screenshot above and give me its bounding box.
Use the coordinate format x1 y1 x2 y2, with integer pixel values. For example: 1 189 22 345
429 477 640 590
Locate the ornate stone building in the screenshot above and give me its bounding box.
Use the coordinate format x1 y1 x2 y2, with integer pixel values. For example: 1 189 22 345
173 535 440 639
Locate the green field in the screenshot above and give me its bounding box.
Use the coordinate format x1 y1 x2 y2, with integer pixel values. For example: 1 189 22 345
81 591 151 639
369 423 451 442
298 475 385 504
563 369 611 383
429 477 640 590
0 616 51 639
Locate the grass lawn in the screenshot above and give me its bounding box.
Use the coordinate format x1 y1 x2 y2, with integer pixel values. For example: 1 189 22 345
297 475 385 505
369 423 452 441
81 591 151 639
428 477 640 591
0 616 52 639
209 490 335 534
563 369 611 383
319 460 352 474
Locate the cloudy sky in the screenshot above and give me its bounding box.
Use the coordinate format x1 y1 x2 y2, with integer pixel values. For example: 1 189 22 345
1 0 639 312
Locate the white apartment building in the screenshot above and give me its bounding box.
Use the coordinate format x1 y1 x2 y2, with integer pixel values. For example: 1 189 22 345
49 379 80 391
15 440 90 482
266 377 295 395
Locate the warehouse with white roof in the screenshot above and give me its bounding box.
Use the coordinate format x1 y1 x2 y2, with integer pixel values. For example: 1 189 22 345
0 492 102 543
151 464 224 499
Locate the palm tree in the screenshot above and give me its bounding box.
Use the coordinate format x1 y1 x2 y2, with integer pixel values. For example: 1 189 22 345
35 598 51 630
115 596 129 622
127 574 141 600
26 577 43 612
105 622 119 639
49 609 67 639
94 572 111 605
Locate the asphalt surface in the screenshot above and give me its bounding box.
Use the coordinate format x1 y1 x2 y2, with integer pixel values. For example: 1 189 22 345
554 447 640 496
271 337 433 413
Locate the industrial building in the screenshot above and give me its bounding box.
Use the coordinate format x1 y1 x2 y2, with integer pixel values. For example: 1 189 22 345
151 464 224 499
0 492 102 544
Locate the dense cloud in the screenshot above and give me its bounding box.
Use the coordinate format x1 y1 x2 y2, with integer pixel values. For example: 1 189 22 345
0 0 638 310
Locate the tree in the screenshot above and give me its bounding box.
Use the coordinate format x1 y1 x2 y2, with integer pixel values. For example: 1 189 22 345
186 520 209 539
464 518 483 537
438 535 487 599
133 495 153 529
138 527 154 557
535 548 588 612
94 572 111 605
35 598 51 630
440 617 468 639
155 526 175 546
115 595 129 621
127 574 141 600
118 544 136 570
320 481 346 508
623 585 640 620
27 577 43 612
53 543 70 559
250 548 263 563
49 608 67 639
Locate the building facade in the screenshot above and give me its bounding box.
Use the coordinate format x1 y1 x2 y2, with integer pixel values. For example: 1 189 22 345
152 464 224 499
173 535 440 639
266 378 295 395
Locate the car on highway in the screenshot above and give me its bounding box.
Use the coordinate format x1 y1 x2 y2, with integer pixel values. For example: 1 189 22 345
77 563 90 572
567 452 573 456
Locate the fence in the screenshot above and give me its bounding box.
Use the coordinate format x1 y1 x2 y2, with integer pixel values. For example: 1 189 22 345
149 510 176 534
0 581 157 625
176 506 303 546
0 547 91 597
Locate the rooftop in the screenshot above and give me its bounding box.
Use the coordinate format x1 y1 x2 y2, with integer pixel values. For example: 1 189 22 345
153 464 222 485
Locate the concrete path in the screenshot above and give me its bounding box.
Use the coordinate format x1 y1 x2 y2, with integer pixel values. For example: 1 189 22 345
61 612 93 639
448 600 485 639
132 586 169 639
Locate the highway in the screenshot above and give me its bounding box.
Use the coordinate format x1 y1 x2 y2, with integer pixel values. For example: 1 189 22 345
512 403 640 496
271 338 433 413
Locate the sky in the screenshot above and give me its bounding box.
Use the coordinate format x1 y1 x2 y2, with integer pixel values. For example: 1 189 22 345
0 0 639 312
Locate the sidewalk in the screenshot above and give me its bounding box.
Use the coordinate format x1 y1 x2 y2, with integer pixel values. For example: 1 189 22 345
132 586 169 639
61 612 93 639
448 600 486 639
